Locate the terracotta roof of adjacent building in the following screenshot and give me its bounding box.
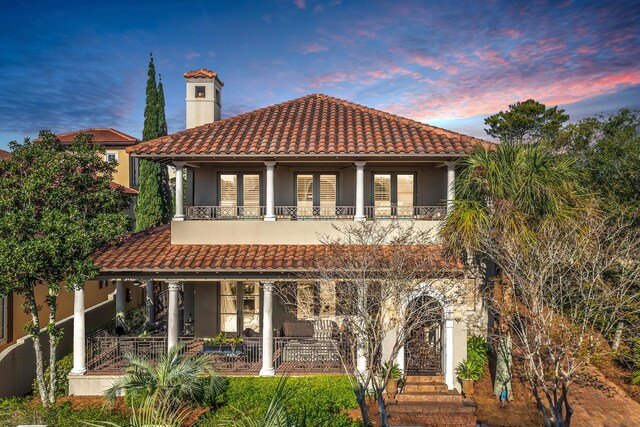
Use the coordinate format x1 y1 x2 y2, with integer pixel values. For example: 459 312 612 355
184 68 219 79
92 225 463 273
0 149 10 159
127 94 491 157
55 128 140 146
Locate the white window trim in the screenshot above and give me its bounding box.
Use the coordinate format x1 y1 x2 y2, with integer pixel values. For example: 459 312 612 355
105 152 118 162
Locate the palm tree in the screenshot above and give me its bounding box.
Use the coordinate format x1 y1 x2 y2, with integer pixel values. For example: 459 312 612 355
104 343 227 407
441 141 586 403
85 393 190 427
440 142 584 255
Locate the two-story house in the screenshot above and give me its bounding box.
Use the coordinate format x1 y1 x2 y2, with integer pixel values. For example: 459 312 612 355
68 69 491 396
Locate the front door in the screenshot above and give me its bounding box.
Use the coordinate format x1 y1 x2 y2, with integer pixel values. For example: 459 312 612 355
405 295 443 374
220 281 261 334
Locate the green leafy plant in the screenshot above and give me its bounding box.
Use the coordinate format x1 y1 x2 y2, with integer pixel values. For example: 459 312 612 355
467 335 489 365
104 343 227 407
381 361 401 381
32 353 73 398
0 398 128 427
456 359 483 381
204 333 244 347
84 393 190 427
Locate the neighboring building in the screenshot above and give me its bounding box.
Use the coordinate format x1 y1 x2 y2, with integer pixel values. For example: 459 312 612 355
0 149 10 160
68 69 492 396
55 128 141 192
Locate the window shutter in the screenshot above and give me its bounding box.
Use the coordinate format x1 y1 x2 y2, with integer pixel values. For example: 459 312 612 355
243 175 260 207
319 175 336 207
397 174 414 215
220 175 237 208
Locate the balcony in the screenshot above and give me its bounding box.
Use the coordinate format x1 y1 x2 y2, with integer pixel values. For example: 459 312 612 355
186 205 447 221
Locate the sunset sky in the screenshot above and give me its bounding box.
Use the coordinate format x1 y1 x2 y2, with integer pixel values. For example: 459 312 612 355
1 0 639 148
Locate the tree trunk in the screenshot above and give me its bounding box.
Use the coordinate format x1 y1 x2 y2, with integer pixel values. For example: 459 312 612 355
612 321 624 352
26 285 49 406
494 335 513 400
531 384 552 427
377 386 390 427
355 383 371 427
47 288 59 405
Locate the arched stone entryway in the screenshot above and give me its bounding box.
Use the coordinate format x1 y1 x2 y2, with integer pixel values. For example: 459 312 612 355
397 284 455 390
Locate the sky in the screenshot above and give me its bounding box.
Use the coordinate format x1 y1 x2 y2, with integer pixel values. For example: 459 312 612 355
1 0 639 149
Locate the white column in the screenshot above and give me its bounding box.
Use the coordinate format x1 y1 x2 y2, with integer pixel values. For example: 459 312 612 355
174 162 185 220
71 284 86 375
260 281 275 376
446 161 456 213
115 279 126 326
445 318 455 390
167 281 181 351
145 279 155 325
264 161 276 221
354 161 366 221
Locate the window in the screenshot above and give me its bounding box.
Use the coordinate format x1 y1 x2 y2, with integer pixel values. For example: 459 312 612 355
296 281 336 318
105 152 118 163
373 173 415 216
215 88 221 104
220 281 260 333
219 174 261 217
195 86 206 98
130 157 140 189
295 173 337 216
0 297 6 341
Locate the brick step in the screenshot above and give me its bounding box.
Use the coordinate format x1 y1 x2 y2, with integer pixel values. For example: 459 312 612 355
403 382 449 393
396 391 463 404
387 401 476 415
404 374 445 384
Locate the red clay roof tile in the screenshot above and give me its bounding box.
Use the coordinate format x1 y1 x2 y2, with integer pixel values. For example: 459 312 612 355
0 149 11 160
127 94 491 158
54 128 139 146
92 224 463 273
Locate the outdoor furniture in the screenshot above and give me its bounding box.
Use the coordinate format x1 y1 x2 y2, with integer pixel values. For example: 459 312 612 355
279 320 341 363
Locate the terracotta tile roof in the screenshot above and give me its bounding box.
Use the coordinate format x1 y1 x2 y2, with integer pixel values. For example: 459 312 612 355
93 224 463 273
127 94 492 158
109 181 138 195
54 128 139 146
0 149 11 160
184 68 219 79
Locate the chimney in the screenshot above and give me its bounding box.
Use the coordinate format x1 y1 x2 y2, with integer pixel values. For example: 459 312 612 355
184 69 223 129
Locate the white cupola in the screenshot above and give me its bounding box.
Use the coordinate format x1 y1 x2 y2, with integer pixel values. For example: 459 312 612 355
184 69 223 129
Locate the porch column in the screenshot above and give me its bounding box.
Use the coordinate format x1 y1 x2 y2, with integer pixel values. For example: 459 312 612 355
70 284 86 375
264 161 276 221
446 161 455 213
145 279 155 325
167 281 181 351
445 318 455 390
115 279 126 326
354 161 366 221
174 161 185 220
260 281 275 376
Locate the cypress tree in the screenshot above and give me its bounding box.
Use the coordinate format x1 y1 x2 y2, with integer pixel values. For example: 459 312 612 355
156 75 173 219
135 53 171 231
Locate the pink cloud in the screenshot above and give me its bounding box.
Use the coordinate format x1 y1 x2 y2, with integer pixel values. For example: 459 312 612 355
406 54 442 70
294 0 306 9
576 46 597 54
301 43 329 54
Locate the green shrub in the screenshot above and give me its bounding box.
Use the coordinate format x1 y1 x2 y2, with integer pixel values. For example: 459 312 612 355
197 375 359 427
0 397 129 427
32 353 74 398
467 335 489 366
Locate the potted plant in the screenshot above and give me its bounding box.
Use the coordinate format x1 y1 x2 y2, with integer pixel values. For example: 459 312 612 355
456 358 483 397
203 333 244 355
382 361 402 398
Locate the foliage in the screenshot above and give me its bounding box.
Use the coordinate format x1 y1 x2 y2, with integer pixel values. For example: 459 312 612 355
467 335 489 366
381 362 401 381
556 108 640 225
135 53 172 231
84 394 190 427
484 99 569 144
456 359 483 381
441 141 584 255
198 376 359 427
203 332 244 347
0 397 128 427
104 343 226 407
0 131 130 406
33 354 73 399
